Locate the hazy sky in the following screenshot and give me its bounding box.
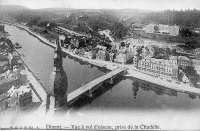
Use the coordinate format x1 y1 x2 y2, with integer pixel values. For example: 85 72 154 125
1 0 200 10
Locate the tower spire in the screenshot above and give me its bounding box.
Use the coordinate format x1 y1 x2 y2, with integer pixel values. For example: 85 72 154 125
54 37 63 71
46 37 68 114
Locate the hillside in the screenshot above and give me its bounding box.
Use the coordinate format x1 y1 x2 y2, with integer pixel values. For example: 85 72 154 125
0 5 29 12
0 5 150 39
61 10 120 32
0 5 150 27
135 9 200 28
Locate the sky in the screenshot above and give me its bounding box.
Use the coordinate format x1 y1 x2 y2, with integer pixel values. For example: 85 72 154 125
0 0 200 10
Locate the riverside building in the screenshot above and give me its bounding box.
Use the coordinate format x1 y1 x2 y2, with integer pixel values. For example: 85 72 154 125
0 85 32 112
133 55 179 80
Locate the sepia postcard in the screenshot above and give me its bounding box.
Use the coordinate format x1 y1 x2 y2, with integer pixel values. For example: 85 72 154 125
0 0 200 130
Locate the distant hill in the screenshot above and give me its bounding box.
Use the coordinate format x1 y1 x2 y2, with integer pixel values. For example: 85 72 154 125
0 5 71 23
61 10 120 32
125 9 200 28
142 9 200 28
0 5 30 21
0 5 150 26
0 5 29 12
0 5 153 39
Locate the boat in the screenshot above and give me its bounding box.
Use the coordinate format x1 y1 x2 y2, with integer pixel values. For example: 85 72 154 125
188 94 197 99
13 42 22 49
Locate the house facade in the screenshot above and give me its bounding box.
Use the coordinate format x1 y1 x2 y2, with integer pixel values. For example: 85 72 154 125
177 56 192 68
143 24 179 36
133 56 179 80
0 85 32 112
169 25 180 36
143 24 156 33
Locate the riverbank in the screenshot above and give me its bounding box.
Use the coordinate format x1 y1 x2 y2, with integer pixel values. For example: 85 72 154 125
2 21 119 70
14 48 47 103
4 21 200 97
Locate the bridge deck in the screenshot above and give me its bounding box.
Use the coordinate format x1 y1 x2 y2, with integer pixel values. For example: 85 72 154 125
67 67 126 104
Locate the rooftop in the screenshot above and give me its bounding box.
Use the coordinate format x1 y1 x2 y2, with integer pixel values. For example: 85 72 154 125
0 93 7 102
7 85 31 98
169 55 178 60
178 56 191 61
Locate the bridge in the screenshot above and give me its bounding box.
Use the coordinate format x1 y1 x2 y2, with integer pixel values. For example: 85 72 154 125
67 67 127 104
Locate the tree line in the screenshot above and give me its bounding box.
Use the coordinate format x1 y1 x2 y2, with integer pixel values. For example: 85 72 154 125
143 9 200 28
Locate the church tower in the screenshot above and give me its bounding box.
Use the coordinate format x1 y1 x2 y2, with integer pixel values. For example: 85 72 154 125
46 37 68 114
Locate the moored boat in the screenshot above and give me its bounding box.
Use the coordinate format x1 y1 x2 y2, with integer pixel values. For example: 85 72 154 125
13 42 22 49
188 94 197 99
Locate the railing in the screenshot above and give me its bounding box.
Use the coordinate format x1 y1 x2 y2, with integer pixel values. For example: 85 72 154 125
67 67 127 104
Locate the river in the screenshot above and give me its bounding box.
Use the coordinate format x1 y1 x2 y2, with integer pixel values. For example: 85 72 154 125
5 24 200 111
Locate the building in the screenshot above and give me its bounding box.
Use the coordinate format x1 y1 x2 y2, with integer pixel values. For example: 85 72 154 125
194 48 200 59
177 56 192 67
133 56 178 80
0 61 8 67
59 35 66 47
6 97 19 111
17 86 32 107
143 24 179 36
46 37 68 114
95 45 110 61
84 51 93 59
7 85 32 107
31 25 46 33
96 50 110 61
143 24 156 33
132 25 144 32
133 54 193 80
96 45 107 51
90 48 98 59
78 48 86 56
158 24 170 34
193 28 200 34
0 93 8 111
98 29 114 42
169 25 180 36
0 100 7 111
192 59 200 74
0 24 5 32
141 46 150 58
70 37 77 47
0 93 7 102
0 85 32 112
115 53 127 64
179 69 190 83
0 75 20 93
133 55 140 67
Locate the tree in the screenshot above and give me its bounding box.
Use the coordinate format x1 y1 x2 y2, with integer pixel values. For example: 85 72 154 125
154 25 159 32
38 21 49 27
180 28 192 37
113 22 128 39
183 66 200 87
27 17 40 27
184 39 198 49
120 42 125 47
143 9 200 28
